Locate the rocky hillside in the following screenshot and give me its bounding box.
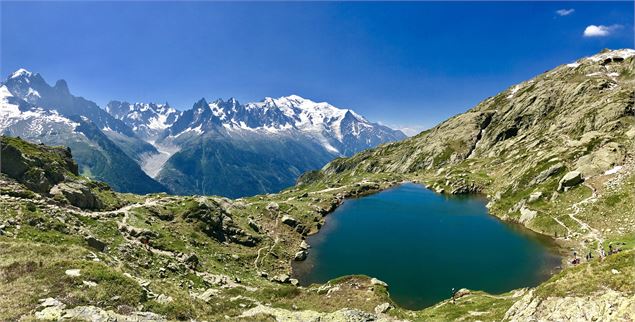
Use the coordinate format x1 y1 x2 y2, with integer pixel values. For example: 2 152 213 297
0 49 633 321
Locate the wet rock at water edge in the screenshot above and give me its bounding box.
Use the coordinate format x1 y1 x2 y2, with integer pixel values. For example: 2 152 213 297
370 278 388 287
294 250 307 261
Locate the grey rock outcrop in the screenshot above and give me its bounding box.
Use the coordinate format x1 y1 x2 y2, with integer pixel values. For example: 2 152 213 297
558 171 584 191
50 182 102 210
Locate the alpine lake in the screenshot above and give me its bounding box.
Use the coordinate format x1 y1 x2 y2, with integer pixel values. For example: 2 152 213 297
293 183 562 309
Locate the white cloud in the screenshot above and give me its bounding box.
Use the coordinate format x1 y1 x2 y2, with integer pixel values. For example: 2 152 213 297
556 9 575 16
583 24 623 37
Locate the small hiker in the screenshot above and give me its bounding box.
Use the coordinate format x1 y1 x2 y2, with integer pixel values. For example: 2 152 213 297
451 288 456 304
609 244 613 254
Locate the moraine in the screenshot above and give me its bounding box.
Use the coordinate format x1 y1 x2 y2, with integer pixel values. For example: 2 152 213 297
293 183 562 309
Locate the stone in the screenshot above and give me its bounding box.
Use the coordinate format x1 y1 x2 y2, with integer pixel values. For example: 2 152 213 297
300 240 310 250
184 253 199 268
281 215 298 227
558 171 583 191
85 236 107 252
374 302 391 314
65 269 81 277
196 288 219 302
50 182 102 210
248 219 260 232
370 278 388 287
290 278 299 286
273 274 290 284
527 191 543 203
266 202 280 212
82 280 97 288
530 163 564 186
39 298 65 308
455 288 471 298
156 294 173 304
294 250 307 261
519 207 537 224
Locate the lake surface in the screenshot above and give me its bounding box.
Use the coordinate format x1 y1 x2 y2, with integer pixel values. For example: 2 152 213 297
293 183 561 310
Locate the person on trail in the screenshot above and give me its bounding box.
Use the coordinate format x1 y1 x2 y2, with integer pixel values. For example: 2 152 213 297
588 251 592 260
451 288 456 304
609 244 613 254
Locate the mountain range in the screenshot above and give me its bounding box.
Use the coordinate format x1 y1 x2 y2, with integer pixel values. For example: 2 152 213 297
0 70 405 197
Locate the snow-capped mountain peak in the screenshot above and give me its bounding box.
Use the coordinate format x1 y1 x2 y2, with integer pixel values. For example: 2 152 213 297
10 68 34 79
105 100 181 140
147 94 405 156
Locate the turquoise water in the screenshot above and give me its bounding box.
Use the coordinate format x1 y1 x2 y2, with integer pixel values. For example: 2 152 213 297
293 183 561 309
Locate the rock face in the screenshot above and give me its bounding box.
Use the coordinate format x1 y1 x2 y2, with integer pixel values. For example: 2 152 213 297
0 136 77 193
558 171 584 191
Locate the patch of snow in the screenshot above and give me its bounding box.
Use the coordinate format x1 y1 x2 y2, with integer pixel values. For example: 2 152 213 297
27 87 41 98
604 166 623 175
566 62 580 68
507 85 521 99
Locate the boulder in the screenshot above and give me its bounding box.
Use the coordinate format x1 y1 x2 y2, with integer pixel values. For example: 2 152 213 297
374 302 392 314
85 236 107 252
184 253 199 269
370 278 388 287
300 240 310 250
455 288 471 298
527 191 543 203
50 182 102 210
281 215 298 227
266 202 280 212
196 288 219 302
558 171 583 191
530 163 564 186
519 207 537 224
248 219 260 232
273 274 290 284
294 250 307 261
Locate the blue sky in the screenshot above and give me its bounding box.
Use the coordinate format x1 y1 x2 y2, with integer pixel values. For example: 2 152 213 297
1 1 633 134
